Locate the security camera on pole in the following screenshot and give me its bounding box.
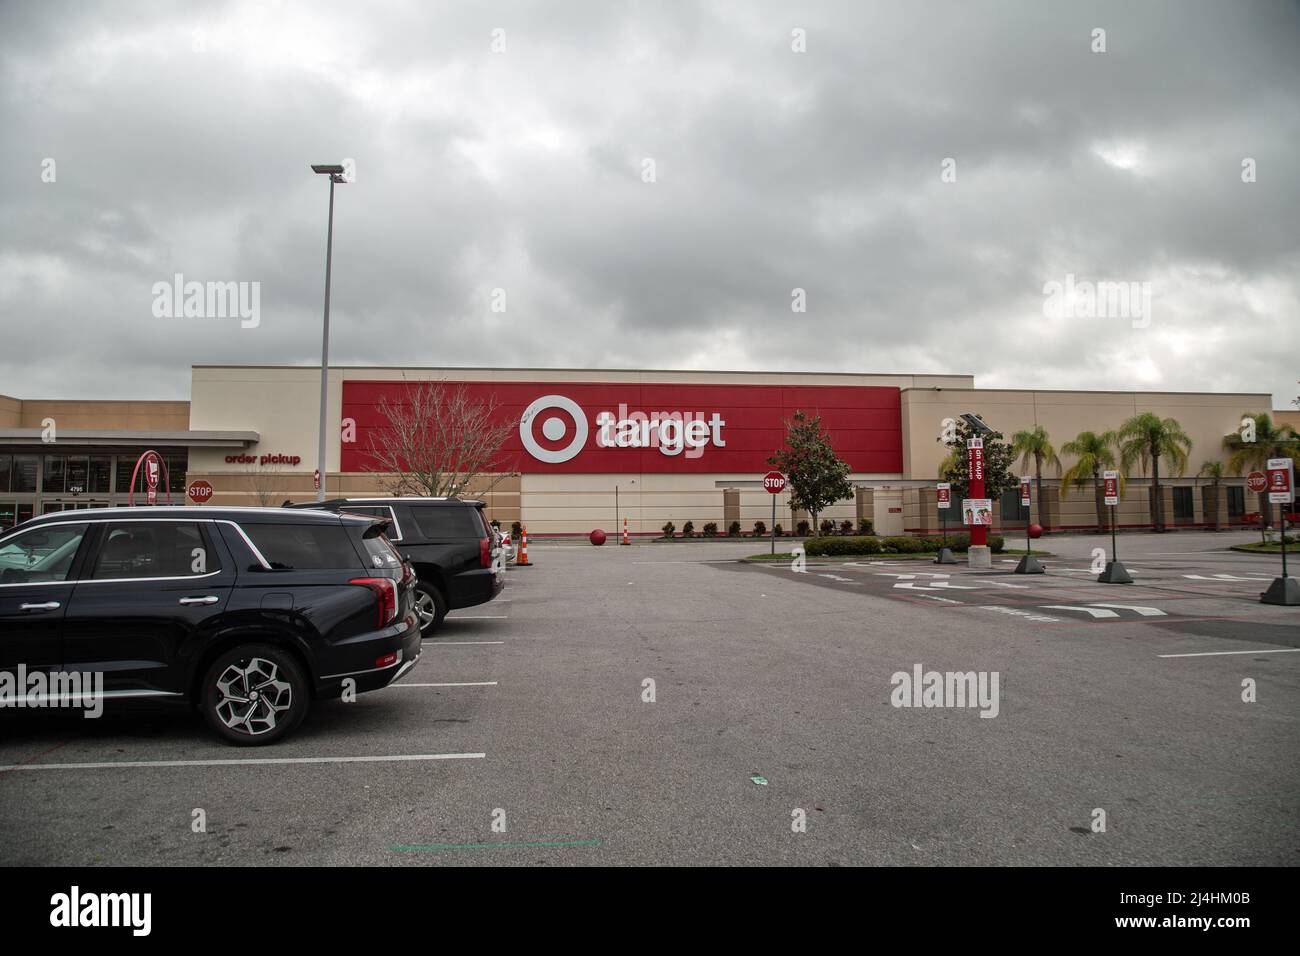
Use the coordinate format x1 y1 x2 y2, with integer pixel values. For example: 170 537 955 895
1260 457 1298 606
1097 469 1133 583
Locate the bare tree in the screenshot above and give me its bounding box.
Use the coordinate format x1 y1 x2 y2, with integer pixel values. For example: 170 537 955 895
245 465 292 507
364 381 518 497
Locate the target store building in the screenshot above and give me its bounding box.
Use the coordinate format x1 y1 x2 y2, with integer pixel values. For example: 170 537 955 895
2 365 1282 536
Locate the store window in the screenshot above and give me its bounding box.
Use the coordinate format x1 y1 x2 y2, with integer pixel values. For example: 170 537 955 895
89 456 112 494
0 455 10 493
1227 487 1245 518
0 501 16 530
998 489 1028 523
1172 487 1194 521
12 456 37 493
43 456 66 492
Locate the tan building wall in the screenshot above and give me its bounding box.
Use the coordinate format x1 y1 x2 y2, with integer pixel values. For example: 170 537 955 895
0 395 189 431
901 387 1273 481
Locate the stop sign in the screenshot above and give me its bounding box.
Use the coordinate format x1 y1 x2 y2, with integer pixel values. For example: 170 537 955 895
762 471 787 494
187 479 214 504
1247 471 1268 494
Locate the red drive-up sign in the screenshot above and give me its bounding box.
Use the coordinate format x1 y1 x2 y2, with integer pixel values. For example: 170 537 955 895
1103 470 1120 506
144 451 161 505
1267 458 1295 504
967 437 984 482
937 482 951 509
762 471 787 494
1019 476 1031 507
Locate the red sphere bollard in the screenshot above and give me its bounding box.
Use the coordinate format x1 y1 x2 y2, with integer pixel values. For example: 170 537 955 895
1028 523 1044 539
590 529 607 546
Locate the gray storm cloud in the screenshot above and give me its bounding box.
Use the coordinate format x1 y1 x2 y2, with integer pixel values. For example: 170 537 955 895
0 0 1296 406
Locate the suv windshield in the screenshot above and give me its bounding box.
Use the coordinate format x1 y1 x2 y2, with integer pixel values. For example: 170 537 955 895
411 505 487 539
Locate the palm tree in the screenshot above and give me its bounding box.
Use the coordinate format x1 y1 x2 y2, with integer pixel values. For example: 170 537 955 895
1116 413 1192 532
1060 431 1120 532
1011 425 1061 531
1223 412 1300 528
1197 460 1225 530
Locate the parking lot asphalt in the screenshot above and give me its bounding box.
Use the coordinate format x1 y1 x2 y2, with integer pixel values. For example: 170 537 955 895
2 531 1297 866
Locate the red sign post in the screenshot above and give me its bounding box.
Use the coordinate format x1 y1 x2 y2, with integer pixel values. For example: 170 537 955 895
967 438 986 554
763 471 786 555
1262 458 1298 605
126 450 172 507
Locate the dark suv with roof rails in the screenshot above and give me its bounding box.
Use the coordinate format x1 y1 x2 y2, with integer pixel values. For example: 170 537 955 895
0 506 419 745
288 497 503 636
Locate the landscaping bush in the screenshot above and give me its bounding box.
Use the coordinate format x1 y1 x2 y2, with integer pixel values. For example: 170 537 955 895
753 520 767 536
796 520 811 536
683 520 695 538
702 522 719 537
804 535 882 556
661 521 675 539
839 519 854 535
728 521 742 537
773 523 784 537
857 518 874 535
819 518 835 535
881 535 930 553
511 521 522 537
989 534 1005 552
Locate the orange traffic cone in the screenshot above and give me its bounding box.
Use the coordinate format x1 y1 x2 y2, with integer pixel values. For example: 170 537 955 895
621 517 630 545
516 524 532 566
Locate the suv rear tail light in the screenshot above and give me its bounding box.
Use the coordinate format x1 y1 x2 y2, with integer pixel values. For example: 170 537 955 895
479 536 491 568
350 577 398 628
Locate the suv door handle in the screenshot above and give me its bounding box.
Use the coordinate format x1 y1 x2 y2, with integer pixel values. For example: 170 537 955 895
19 602 61 612
179 595 220 606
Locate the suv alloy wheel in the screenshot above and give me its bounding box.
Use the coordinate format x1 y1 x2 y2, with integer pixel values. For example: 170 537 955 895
413 582 447 636
200 644 309 745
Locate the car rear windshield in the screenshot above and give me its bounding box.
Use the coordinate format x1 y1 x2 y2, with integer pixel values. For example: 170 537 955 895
410 505 487 539
355 529 404 571
241 521 363 570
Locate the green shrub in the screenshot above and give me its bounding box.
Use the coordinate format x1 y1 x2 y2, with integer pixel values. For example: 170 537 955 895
754 520 767 536
804 535 882 556
819 518 835 535
839 519 854 535
683 521 695 538
773 523 784 537
881 535 931 553
858 518 874 535
728 521 742 537
989 534 1005 552
662 521 675 538
796 520 811 536
702 522 719 537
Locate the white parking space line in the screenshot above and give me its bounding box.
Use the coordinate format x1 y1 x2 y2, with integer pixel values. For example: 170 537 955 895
0 753 486 773
1158 648 1300 659
448 615 510 619
396 681 498 687
424 641 504 646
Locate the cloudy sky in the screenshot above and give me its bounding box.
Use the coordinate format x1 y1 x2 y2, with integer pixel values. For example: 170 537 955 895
2 0 1297 407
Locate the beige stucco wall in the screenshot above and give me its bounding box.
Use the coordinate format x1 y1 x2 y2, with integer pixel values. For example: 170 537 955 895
901 387 1273 481
0 395 189 431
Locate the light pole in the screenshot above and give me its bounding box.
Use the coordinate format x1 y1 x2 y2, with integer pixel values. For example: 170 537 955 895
615 479 635 536
311 163 347 502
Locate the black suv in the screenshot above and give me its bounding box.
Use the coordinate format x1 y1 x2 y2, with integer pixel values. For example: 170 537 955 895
290 498 503 636
0 506 420 745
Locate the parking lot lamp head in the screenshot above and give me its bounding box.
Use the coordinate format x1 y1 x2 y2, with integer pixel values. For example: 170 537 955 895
311 163 348 500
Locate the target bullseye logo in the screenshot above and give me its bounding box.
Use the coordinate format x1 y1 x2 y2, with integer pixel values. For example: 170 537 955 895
520 394 589 463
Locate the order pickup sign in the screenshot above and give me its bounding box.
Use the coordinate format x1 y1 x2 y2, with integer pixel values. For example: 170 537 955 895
187 479 214 504
763 471 787 494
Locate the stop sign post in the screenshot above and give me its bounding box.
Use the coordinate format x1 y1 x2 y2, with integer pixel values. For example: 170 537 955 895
763 471 786 554
187 480 214 505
